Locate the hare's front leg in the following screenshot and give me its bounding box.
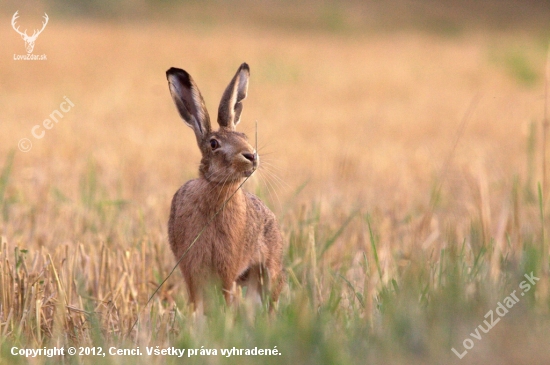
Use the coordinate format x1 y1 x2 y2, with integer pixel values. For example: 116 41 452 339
184 274 204 316
222 279 238 306
243 265 268 306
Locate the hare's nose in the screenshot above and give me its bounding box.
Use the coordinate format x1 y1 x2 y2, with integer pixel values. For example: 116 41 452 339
242 152 256 163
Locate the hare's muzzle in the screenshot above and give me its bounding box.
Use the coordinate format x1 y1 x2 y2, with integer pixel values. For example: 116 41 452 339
242 152 256 163
242 152 258 176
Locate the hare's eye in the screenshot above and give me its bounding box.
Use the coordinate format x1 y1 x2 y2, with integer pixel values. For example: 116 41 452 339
210 139 220 150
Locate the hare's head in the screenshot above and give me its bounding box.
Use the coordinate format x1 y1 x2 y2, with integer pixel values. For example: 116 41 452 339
167 63 257 183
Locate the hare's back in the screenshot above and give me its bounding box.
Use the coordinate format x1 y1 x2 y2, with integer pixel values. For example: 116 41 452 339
244 192 281 244
244 191 276 221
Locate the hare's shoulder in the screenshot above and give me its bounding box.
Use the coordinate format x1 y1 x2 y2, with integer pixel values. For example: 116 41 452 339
174 179 205 198
170 179 205 213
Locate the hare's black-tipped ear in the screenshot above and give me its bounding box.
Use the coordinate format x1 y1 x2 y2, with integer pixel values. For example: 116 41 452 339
217 63 249 130
166 67 211 142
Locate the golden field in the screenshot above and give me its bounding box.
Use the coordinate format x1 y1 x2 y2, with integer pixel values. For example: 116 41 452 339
2 1 550 364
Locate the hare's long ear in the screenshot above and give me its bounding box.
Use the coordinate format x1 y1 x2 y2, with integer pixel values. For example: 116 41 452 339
166 67 211 142
217 63 249 130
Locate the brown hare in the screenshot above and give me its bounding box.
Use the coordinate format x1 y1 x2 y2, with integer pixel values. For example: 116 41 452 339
166 63 284 315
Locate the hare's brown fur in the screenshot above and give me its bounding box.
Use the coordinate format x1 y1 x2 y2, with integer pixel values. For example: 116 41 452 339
166 63 284 314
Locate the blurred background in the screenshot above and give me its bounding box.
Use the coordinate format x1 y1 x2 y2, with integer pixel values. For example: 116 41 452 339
2 0 550 210
3 0 550 274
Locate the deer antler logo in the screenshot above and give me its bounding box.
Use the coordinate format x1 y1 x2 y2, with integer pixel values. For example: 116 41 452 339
11 11 49 54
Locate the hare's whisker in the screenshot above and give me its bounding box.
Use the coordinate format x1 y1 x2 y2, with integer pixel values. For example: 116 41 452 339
259 164 289 190
258 170 282 210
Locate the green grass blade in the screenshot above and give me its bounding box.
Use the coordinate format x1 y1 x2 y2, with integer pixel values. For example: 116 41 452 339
366 214 383 281
320 210 358 257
